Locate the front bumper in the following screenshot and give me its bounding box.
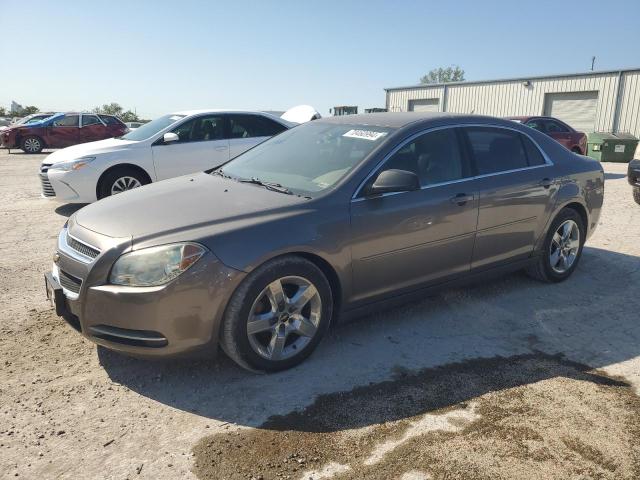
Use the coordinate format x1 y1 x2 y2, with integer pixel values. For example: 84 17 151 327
49 222 246 358
39 165 99 203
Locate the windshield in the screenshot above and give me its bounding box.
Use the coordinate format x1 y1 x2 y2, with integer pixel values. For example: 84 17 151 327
120 114 186 141
220 122 393 196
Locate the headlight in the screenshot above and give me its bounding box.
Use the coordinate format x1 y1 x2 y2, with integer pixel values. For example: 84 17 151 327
109 243 206 286
49 156 96 172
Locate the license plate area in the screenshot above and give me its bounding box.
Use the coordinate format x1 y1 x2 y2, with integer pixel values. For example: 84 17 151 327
45 272 70 317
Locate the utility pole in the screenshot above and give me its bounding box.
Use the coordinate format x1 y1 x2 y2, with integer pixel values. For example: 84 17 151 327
591 56 596 71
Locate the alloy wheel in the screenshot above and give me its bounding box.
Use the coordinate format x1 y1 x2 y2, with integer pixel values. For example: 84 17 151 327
246 276 322 361
110 176 142 195
549 219 580 274
23 138 41 153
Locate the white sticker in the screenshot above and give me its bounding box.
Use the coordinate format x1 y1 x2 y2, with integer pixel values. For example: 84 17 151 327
614 144 625 153
343 129 388 141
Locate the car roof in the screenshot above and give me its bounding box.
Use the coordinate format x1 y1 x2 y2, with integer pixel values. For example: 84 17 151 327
315 112 517 129
169 109 293 126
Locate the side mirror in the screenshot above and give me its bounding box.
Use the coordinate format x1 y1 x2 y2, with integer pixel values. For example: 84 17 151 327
163 132 179 144
366 169 420 196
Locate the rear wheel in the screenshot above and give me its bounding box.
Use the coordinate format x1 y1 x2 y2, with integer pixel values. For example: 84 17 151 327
21 136 44 154
220 255 333 372
633 187 640 205
526 208 585 283
97 167 150 199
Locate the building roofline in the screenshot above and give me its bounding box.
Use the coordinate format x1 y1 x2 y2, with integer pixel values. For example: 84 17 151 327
384 67 640 91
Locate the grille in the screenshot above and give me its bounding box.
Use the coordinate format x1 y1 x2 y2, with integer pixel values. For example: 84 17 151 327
66 233 100 259
40 173 56 197
59 270 82 294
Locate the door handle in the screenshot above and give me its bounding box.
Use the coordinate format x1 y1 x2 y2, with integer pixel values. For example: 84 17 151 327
539 178 552 189
450 193 474 205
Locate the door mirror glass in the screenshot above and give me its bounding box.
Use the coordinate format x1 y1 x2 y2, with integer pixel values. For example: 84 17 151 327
163 132 179 144
367 169 420 196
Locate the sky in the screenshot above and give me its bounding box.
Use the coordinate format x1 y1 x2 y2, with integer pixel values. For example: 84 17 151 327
1 0 639 119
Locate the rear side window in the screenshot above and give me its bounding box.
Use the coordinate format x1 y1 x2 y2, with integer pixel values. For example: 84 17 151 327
465 127 528 175
99 115 124 126
522 135 546 166
229 115 287 139
81 115 101 127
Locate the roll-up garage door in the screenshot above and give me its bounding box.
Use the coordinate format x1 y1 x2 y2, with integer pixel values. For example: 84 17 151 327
543 91 598 132
408 98 439 112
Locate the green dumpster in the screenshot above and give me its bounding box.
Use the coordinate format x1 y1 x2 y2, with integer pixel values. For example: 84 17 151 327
586 132 639 162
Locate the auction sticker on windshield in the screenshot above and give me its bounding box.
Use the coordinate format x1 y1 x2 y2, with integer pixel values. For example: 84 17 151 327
343 129 388 141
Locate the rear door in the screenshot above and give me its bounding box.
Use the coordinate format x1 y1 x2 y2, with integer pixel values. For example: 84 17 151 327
151 114 229 180
463 126 557 270
46 114 81 148
228 114 288 159
79 114 109 143
350 127 479 303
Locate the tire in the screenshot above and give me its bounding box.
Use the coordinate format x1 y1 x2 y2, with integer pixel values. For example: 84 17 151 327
97 167 150 199
220 255 333 372
21 136 44 154
634 187 640 206
526 207 585 283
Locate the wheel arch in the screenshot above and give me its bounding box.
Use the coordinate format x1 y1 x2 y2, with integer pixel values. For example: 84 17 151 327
561 201 589 233
96 163 153 198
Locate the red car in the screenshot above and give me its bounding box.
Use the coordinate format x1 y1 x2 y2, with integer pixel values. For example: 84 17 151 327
508 116 587 155
0 112 128 153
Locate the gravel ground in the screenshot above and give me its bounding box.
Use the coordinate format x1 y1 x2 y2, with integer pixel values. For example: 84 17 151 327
1 150 639 480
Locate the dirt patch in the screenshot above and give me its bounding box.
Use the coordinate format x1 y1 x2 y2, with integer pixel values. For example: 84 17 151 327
192 354 640 480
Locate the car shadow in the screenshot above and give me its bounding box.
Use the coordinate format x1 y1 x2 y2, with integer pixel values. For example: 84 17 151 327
55 203 87 217
98 246 640 430
605 172 627 180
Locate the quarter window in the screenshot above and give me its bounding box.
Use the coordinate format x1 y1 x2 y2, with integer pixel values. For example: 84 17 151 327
465 127 529 175
229 115 287 139
171 115 225 143
378 128 468 188
53 115 79 127
99 115 122 126
81 115 101 127
522 135 546 166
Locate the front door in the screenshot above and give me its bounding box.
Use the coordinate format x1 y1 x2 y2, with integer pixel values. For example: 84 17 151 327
350 127 479 303
47 114 81 148
462 126 557 269
152 114 229 180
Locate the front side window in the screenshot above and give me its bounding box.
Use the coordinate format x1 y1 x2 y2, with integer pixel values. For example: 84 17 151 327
378 128 469 187
53 115 79 127
525 120 545 132
221 122 393 196
170 115 225 143
229 114 287 139
543 120 569 133
465 127 529 175
81 115 102 127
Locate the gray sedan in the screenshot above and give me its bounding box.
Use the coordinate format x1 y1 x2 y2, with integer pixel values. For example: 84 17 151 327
45 113 604 371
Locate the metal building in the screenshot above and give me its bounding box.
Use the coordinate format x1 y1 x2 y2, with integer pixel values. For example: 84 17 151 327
385 68 640 143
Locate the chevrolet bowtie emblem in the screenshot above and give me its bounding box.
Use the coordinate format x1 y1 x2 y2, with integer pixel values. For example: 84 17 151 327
53 253 60 264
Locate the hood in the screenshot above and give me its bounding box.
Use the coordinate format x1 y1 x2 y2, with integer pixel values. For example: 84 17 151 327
43 138 141 164
73 172 308 242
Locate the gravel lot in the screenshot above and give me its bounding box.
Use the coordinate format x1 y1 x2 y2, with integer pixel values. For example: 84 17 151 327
1 150 639 480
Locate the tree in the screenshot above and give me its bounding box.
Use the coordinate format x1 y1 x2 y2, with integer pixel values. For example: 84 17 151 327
420 65 465 84
93 102 139 122
22 106 40 115
0 107 6 116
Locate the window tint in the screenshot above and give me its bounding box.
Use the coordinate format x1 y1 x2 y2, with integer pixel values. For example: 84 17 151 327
99 115 122 126
543 120 569 133
171 115 225 143
53 115 79 127
381 128 467 187
522 135 546 166
229 115 286 139
465 127 528 174
82 115 101 127
525 120 544 132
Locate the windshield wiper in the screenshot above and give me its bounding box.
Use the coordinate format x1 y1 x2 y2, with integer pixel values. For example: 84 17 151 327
238 177 293 195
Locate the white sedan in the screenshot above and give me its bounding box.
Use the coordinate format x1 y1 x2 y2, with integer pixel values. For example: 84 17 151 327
39 109 303 203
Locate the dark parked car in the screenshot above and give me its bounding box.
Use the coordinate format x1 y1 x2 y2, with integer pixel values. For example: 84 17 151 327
1 112 127 153
508 116 587 155
629 159 640 205
45 113 604 371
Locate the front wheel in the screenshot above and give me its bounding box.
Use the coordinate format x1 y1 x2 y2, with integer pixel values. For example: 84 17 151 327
526 208 585 283
220 256 333 372
21 136 44 154
97 167 149 199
